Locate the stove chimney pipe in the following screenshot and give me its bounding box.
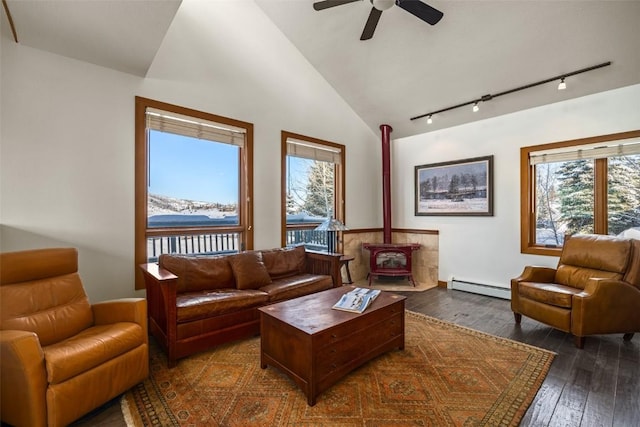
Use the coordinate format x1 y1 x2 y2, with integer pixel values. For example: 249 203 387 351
380 124 392 244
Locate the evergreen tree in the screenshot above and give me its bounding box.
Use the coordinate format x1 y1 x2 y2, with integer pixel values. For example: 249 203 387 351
555 160 594 234
448 174 460 196
302 161 334 217
607 156 640 234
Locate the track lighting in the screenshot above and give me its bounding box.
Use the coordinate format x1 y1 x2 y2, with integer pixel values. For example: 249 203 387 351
558 78 566 90
410 61 611 123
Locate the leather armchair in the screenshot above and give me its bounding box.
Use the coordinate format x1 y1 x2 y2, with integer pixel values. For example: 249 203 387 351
0 248 149 427
511 234 640 348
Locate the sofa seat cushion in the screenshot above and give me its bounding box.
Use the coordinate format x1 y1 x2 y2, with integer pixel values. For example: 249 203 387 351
44 322 145 384
518 281 583 308
176 289 269 322
260 274 333 303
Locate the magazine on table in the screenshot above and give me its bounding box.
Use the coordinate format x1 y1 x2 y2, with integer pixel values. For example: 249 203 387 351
332 287 381 313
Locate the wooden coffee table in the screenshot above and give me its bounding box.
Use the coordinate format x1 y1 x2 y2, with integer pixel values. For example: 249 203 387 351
258 286 406 406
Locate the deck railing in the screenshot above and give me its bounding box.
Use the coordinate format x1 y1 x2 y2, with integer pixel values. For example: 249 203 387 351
147 232 241 262
146 224 332 262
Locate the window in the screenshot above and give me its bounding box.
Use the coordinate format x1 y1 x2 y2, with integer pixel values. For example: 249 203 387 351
520 130 640 256
280 131 345 251
135 97 254 288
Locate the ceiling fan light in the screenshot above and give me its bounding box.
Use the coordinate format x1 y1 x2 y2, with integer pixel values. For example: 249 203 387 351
558 78 567 90
371 0 394 11
472 103 479 113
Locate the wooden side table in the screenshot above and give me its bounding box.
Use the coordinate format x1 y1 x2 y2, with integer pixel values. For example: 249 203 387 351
340 255 355 284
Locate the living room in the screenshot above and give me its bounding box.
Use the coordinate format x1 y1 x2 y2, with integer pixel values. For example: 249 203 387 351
1 1 639 425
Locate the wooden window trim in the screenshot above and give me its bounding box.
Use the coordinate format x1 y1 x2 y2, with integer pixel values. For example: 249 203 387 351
134 96 254 289
520 129 640 256
280 131 345 248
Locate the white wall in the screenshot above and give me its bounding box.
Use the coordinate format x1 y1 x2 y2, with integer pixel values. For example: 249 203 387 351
0 1 380 302
393 84 640 288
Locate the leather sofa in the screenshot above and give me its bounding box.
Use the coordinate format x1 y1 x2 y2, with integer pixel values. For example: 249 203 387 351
511 234 640 348
140 245 342 367
0 248 149 427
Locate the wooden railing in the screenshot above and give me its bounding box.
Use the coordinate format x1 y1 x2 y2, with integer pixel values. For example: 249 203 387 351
147 232 241 262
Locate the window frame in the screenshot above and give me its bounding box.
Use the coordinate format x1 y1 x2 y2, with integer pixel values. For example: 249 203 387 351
280 131 345 249
135 97 254 288
520 129 640 256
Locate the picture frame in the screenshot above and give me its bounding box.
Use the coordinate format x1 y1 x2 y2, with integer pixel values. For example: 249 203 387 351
415 155 494 216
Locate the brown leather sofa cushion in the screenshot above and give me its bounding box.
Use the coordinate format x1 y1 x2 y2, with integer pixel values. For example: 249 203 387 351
176 289 269 321
160 254 235 293
44 322 145 384
623 239 640 288
228 251 272 290
261 245 306 279
517 281 583 308
0 274 93 346
260 274 333 303
559 234 631 274
555 265 623 290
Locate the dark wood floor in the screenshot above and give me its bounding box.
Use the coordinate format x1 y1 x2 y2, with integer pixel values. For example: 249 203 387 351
68 287 639 426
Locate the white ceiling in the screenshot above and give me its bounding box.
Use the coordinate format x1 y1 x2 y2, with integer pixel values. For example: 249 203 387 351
3 0 640 139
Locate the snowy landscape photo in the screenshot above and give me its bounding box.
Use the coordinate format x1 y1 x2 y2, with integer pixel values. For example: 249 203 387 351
415 155 493 216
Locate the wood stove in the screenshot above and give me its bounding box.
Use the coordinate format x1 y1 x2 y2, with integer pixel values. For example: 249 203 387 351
363 242 421 286
363 124 421 286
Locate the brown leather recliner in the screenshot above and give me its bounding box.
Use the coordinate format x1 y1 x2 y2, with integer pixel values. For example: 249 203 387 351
0 248 149 427
511 234 640 348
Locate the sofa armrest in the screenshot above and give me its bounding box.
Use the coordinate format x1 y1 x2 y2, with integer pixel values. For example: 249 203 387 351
0 330 48 427
305 250 343 287
93 298 148 338
510 266 557 314
572 278 640 336
511 266 557 286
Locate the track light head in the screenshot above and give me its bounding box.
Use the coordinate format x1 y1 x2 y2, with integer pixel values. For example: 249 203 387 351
427 115 433 124
558 78 567 90
472 103 479 113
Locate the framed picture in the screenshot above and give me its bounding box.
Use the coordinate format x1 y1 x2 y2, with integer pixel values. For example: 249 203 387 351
415 155 494 216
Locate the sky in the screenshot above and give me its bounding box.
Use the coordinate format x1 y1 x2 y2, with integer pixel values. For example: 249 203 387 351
148 130 239 204
149 130 311 205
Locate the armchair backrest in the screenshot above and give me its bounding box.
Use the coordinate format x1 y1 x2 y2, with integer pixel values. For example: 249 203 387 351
0 248 93 346
623 239 640 288
555 234 632 289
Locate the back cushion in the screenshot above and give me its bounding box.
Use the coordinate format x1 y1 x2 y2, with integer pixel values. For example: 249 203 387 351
556 234 631 288
261 245 307 279
228 251 272 290
159 254 235 293
623 239 640 288
559 234 631 273
0 273 93 346
555 265 623 290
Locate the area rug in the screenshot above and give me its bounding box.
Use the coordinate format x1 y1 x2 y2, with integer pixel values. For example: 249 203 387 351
352 278 438 292
122 311 554 426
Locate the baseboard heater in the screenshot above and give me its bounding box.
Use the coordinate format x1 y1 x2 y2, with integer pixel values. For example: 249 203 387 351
449 278 511 300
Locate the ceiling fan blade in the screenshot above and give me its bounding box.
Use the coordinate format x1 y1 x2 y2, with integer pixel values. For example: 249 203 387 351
396 0 444 25
313 0 361 11
360 7 383 40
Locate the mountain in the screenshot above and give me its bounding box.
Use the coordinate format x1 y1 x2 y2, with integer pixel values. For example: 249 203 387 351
148 194 236 218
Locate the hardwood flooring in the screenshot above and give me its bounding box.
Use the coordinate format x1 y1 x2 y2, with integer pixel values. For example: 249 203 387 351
67 287 639 426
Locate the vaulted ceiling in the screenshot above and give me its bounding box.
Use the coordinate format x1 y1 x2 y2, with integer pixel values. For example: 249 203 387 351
3 0 639 139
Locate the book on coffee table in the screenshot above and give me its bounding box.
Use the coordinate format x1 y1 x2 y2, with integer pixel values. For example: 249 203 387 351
332 287 381 313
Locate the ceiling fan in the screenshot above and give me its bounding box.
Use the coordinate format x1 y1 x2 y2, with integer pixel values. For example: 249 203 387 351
313 0 443 40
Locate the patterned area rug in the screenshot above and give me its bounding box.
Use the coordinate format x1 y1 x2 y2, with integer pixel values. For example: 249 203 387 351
122 311 554 426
